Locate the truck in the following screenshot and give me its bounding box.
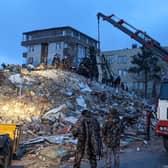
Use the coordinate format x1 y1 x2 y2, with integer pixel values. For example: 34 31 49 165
0 124 21 168
97 12 168 150
155 81 168 151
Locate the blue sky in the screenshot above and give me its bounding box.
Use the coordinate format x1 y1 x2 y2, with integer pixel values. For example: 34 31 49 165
0 0 168 65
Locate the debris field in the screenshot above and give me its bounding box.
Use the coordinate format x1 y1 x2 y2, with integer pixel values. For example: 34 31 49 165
0 66 155 168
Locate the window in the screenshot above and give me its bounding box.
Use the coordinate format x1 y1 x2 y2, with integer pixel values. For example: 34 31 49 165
133 82 144 90
91 42 97 47
55 30 63 37
63 31 66 36
65 30 72 36
64 43 68 48
108 56 115 64
29 46 34 52
56 42 62 50
117 55 127 64
26 35 32 41
133 82 139 90
78 46 85 65
160 82 168 99
80 35 86 43
123 70 127 76
78 34 80 40
73 31 79 39
118 69 127 77
139 82 144 89
27 57 33 64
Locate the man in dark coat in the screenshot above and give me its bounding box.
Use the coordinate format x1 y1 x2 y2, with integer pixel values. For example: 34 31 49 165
71 109 102 168
52 53 60 68
102 108 121 168
114 76 121 88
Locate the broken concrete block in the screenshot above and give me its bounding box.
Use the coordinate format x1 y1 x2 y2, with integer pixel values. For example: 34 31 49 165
76 96 87 108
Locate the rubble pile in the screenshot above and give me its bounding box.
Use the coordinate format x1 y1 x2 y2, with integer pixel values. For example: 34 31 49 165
0 68 154 167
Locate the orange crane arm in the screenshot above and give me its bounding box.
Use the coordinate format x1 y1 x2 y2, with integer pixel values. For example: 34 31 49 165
97 12 168 62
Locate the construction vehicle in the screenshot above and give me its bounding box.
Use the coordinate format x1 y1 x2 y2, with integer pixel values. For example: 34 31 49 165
97 12 168 150
97 12 168 61
0 124 21 168
155 80 168 151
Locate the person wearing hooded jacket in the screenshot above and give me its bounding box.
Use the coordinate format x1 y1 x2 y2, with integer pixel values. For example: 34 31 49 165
71 109 102 168
102 108 121 168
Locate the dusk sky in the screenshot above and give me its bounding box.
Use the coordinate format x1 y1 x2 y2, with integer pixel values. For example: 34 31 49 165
0 0 168 65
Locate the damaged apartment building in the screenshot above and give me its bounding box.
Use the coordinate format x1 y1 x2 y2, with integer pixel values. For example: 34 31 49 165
21 26 97 67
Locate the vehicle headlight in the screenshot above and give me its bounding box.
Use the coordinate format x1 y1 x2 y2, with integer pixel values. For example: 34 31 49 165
160 127 164 131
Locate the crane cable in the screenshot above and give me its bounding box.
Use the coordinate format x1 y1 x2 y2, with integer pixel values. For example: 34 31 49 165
97 14 115 79
97 15 100 57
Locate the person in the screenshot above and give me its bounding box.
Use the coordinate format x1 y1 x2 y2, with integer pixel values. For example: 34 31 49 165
52 53 60 68
121 82 125 90
102 108 121 168
146 109 152 140
71 109 102 168
1 63 6 69
125 84 128 92
62 55 72 70
114 76 121 88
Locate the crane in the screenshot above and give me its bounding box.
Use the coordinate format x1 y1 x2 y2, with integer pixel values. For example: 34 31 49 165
97 12 168 151
97 12 168 62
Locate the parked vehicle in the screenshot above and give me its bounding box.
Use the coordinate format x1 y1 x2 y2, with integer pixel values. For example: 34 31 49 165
155 81 168 151
0 124 21 168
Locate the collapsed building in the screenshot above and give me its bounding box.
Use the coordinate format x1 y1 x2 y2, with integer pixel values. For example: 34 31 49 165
0 66 155 168
0 22 161 167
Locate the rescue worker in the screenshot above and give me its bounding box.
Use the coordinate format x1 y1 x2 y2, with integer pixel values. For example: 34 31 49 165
71 109 102 168
52 53 60 68
102 108 121 168
114 76 121 88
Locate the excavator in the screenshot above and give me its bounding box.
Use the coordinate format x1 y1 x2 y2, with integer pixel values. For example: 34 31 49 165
97 12 168 151
0 124 21 168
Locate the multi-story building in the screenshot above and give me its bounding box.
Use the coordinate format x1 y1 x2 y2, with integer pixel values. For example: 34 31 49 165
103 47 139 90
103 46 168 96
102 47 150 95
21 26 97 67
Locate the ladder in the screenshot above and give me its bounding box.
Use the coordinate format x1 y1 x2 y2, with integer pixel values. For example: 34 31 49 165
102 54 114 80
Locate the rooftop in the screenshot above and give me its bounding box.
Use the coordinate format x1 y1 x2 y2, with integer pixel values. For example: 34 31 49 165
23 26 97 42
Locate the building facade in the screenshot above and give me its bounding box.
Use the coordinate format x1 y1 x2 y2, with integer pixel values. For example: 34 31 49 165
103 46 168 96
21 26 97 67
102 47 150 95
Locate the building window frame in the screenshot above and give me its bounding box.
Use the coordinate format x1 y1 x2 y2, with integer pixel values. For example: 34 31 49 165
117 55 127 64
118 69 127 77
56 42 62 50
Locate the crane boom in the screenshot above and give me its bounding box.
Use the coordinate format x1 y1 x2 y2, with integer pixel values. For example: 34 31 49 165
97 12 168 62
